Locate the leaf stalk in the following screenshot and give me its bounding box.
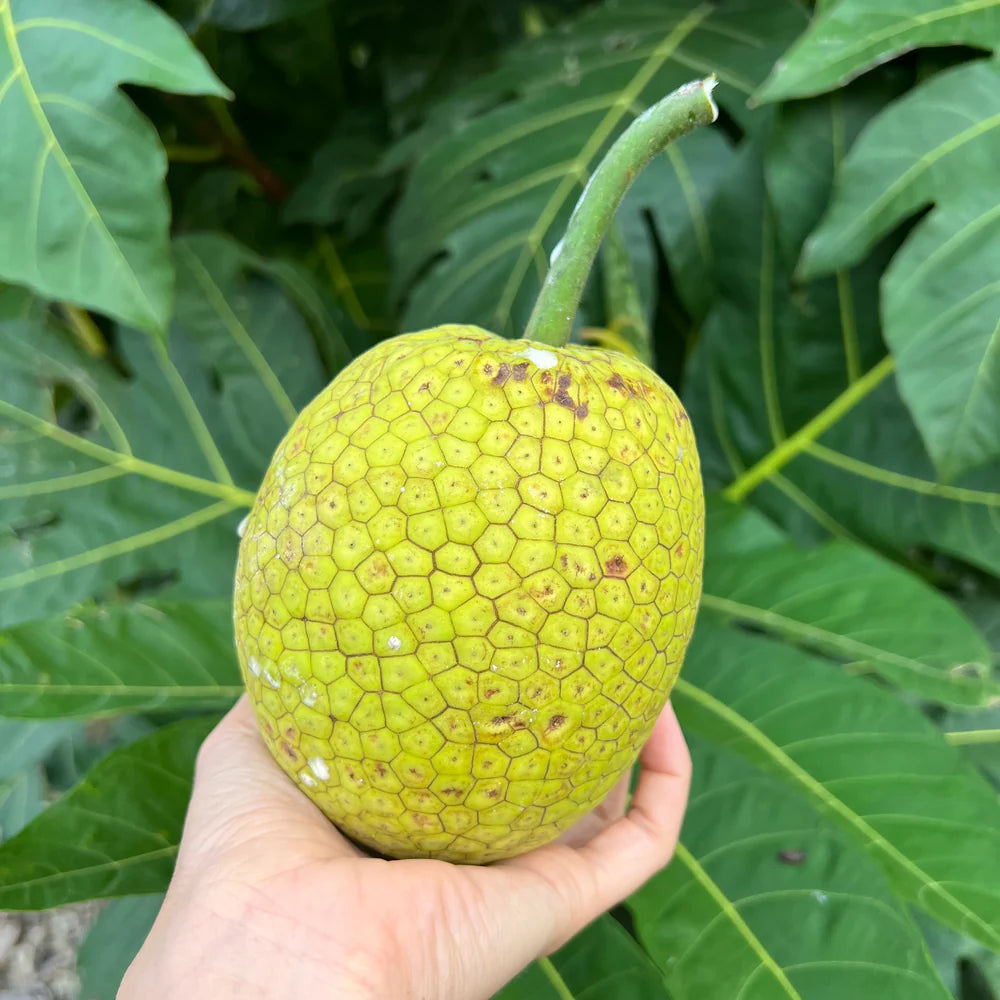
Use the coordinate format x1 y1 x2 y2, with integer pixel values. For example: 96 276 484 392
523 76 718 348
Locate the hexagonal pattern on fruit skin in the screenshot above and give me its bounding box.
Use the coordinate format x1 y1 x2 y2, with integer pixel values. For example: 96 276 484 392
234 324 703 865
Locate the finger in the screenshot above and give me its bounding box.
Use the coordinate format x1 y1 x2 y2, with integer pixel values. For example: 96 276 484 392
182 696 358 862
500 703 691 950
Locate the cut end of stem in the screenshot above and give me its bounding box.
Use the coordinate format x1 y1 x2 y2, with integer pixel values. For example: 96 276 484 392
680 74 719 122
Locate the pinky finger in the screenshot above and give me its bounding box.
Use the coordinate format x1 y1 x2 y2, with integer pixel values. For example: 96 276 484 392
575 703 692 902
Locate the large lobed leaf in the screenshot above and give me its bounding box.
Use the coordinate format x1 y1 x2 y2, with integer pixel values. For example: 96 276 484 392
758 0 1000 101
495 916 669 999
703 502 996 706
801 59 1000 482
389 0 806 335
0 0 229 334
0 600 241 718
0 234 329 628
633 738 950 1000
0 714 214 909
683 127 1000 580
675 617 1000 953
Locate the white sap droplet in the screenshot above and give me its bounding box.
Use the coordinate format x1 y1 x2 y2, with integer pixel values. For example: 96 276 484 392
516 346 558 370
236 514 249 538
812 891 828 905
263 668 281 690
400 486 406 493
677 445 684 461
300 685 318 707
308 757 330 781
387 635 402 651
301 773 318 788
248 655 262 677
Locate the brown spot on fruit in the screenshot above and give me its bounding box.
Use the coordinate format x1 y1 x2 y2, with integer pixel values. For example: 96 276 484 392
420 381 431 392
512 362 529 381
491 363 512 386
608 373 627 393
546 714 567 732
280 741 298 761
575 402 589 419
605 554 628 577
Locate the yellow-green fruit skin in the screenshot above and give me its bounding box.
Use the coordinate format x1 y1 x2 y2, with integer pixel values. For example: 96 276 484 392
233 325 704 863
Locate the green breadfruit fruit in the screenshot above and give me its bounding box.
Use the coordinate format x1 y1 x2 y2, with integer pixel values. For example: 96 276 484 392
232 78 717 863
233 327 703 862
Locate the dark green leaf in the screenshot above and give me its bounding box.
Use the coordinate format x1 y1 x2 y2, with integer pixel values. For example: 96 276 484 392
0 718 76 780
495 915 670 999
675 618 1000 951
0 233 327 626
758 0 1000 101
683 139 1000 578
801 60 1000 480
0 0 229 334
207 0 333 30
77 893 164 1000
918 911 1000 999
632 738 950 1000
703 502 996 705
0 600 241 719
284 115 396 240
0 767 45 841
389 0 805 334
0 714 214 910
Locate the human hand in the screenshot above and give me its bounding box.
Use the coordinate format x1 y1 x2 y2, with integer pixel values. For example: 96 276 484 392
119 695 690 1000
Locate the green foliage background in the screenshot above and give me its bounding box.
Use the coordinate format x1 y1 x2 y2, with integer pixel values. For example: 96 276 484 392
1 0 999 996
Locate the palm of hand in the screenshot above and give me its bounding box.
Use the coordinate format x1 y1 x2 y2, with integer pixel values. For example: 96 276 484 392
120 697 690 1000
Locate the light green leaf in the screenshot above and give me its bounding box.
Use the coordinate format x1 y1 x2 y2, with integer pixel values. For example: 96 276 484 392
0 600 241 719
675 618 1000 951
703 502 996 705
0 233 327 627
77 893 164 1000
631 738 950 1000
389 0 805 335
801 60 1000 479
0 0 229 334
758 0 1000 101
0 714 214 910
495 915 670 999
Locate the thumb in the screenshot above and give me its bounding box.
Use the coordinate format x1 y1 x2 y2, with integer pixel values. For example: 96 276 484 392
178 696 357 872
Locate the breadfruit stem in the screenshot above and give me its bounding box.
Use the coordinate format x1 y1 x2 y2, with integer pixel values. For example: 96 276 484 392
523 76 719 349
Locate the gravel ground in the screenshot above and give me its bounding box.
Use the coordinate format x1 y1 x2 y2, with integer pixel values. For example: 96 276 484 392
0 906 101 1000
